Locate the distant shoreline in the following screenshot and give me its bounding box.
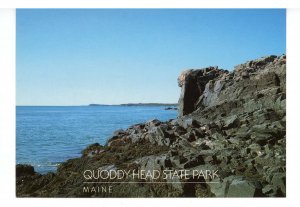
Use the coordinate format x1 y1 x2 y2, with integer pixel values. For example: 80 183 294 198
90 103 178 107
16 103 178 107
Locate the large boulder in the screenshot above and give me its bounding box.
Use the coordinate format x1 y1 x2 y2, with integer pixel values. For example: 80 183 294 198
208 176 262 197
226 177 262 197
178 67 226 116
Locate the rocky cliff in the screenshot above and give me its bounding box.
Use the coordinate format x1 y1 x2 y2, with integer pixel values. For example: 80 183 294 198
16 55 286 197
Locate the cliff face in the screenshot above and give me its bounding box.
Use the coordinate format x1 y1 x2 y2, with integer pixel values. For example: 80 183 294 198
177 66 227 116
16 55 286 197
178 55 285 118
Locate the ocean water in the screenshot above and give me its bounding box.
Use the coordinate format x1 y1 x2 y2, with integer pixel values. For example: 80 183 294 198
16 106 177 173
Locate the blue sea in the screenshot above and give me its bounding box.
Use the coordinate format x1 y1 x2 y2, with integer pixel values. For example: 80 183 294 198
16 106 177 173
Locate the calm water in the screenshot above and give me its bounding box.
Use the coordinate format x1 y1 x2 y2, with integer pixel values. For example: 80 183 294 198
16 106 177 173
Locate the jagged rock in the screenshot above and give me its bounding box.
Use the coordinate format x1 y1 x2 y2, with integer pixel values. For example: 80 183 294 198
178 67 226 116
177 118 200 129
113 129 127 136
225 176 262 197
145 126 171 146
81 143 104 157
223 115 240 129
271 172 286 195
247 143 262 156
207 176 261 197
208 178 227 197
145 119 161 128
262 184 274 195
108 137 131 147
137 154 169 172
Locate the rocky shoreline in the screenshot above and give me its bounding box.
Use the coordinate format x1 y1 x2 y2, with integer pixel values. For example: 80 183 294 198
16 55 286 197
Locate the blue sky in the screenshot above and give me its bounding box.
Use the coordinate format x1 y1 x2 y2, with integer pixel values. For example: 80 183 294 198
16 9 286 106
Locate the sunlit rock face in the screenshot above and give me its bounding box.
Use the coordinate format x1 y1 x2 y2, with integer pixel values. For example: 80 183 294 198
177 55 286 118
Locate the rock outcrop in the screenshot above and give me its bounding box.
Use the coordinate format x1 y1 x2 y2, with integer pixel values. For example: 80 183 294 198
178 67 227 116
178 55 285 118
16 55 286 197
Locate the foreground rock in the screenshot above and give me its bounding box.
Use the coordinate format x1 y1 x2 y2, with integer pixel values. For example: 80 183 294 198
16 55 286 197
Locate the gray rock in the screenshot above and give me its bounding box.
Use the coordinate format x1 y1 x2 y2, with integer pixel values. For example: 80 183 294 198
178 118 200 129
137 155 168 172
262 184 274 195
271 172 286 195
223 115 240 129
178 67 225 116
207 178 228 197
145 126 170 146
226 177 261 197
145 119 161 128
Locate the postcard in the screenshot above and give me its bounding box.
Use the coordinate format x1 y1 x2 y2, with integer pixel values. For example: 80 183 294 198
16 9 286 197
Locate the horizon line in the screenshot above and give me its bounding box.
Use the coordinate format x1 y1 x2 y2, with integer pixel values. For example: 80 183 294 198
16 102 179 107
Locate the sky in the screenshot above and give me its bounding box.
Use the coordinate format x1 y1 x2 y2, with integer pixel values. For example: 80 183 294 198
16 9 286 106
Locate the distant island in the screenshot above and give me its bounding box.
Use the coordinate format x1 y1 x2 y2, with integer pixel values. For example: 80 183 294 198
89 103 178 107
